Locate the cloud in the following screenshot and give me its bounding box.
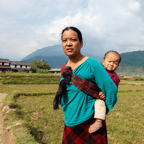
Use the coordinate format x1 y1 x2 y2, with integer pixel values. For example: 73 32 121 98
128 1 141 11
43 0 144 54
0 0 144 60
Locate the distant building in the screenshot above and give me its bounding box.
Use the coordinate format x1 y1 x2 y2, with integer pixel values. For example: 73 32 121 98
48 68 61 74
0 58 32 72
0 59 11 72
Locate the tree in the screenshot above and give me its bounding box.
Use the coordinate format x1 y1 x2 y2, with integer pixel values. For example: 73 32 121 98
30 59 51 73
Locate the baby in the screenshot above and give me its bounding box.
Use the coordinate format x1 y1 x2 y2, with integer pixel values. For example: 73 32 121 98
89 50 121 133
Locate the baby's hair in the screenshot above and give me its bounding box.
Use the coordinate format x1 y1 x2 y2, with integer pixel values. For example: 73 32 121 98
104 50 121 63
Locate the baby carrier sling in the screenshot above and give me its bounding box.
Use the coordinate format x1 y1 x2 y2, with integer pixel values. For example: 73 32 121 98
53 63 104 109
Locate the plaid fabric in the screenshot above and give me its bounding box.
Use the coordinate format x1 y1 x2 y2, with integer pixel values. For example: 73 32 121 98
71 75 101 99
61 63 104 100
62 117 108 144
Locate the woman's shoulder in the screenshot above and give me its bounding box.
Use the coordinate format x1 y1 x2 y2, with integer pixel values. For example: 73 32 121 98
87 57 97 62
87 57 102 66
85 57 106 74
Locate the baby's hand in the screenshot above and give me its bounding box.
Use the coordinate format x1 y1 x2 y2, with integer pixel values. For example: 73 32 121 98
98 91 105 100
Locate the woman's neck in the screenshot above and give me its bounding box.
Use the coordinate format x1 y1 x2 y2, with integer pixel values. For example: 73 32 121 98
66 54 88 71
68 54 84 64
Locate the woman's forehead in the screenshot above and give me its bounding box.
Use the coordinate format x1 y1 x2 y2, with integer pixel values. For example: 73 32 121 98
62 29 78 37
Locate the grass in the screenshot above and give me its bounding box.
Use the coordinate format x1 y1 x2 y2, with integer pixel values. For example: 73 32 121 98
0 73 144 144
0 72 60 76
0 72 60 84
107 83 144 144
14 93 64 144
0 84 61 144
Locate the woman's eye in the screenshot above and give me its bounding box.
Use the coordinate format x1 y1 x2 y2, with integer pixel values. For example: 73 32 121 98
71 39 76 41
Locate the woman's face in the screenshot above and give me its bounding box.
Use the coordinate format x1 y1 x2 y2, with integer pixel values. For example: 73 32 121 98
62 29 83 58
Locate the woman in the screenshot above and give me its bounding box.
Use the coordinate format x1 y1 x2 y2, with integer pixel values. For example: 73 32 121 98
54 26 118 144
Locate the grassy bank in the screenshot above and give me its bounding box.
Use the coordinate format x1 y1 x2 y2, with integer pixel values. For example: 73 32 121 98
0 72 60 84
0 73 143 144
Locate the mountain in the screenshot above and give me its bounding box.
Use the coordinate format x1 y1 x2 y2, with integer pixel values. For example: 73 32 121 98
120 50 144 67
23 45 64 59
22 45 103 68
118 50 144 75
22 45 67 68
22 45 144 75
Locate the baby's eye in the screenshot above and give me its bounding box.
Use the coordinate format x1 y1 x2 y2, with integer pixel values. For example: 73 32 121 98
114 62 119 65
62 39 67 42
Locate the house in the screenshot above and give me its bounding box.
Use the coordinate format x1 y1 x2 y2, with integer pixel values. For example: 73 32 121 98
48 68 61 74
0 58 32 72
10 61 32 72
0 59 11 72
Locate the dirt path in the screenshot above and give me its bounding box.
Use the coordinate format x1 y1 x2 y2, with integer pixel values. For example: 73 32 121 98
0 93 15 144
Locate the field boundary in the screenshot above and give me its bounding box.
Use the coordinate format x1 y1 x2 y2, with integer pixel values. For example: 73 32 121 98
0 93 15 144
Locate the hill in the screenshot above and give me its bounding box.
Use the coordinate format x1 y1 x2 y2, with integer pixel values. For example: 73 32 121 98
22 45 144 75
120 50 144 67
22 45 67 68
118 50 144 76
22 45 102 68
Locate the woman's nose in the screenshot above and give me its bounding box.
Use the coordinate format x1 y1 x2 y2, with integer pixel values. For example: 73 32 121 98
66 40 72 45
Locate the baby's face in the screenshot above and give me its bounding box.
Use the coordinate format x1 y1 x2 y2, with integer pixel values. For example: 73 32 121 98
102 52 120 72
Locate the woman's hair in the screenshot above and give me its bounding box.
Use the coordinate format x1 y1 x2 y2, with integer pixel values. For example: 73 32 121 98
104 50 121 63
61 26 83 42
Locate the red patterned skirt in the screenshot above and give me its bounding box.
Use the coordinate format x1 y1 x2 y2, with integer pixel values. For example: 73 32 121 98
62 117 108 144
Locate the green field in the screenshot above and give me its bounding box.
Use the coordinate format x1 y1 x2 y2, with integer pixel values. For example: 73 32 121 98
0 73 144 144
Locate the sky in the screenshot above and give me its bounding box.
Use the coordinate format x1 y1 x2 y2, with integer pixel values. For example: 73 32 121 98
0 0 144 60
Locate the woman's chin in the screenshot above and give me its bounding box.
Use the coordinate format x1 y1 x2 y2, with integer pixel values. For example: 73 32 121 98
65 53 75 57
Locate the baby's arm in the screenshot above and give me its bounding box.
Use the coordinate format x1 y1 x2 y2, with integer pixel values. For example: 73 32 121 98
98 91 109 114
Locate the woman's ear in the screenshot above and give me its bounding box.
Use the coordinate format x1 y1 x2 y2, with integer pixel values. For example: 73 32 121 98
80 41 83 49
102 59 104 65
